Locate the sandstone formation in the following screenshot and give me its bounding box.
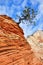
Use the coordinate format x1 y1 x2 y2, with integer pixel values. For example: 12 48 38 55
0 15 43 65
27 30 43 63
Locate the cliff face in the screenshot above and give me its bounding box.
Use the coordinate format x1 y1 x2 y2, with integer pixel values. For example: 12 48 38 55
0 15 42 65
27 30 43 62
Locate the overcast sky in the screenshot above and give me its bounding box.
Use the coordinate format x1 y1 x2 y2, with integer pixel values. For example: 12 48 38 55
0 0 43 37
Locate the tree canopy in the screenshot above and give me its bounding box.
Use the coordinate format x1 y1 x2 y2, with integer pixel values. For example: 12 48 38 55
16 6 37 25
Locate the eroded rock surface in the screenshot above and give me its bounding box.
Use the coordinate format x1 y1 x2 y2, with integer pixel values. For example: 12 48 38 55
27 30 43 63
0 15 43 65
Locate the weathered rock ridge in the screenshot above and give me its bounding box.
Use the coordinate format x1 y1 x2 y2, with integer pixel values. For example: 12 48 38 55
0 15 42 65
27 30 43 63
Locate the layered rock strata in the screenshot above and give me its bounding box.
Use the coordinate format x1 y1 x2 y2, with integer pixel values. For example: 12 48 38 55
0 15 42 65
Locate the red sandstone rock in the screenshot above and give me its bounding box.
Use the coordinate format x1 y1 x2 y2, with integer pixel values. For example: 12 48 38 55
0 15 43 65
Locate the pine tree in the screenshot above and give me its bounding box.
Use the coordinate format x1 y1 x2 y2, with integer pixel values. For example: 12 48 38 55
17 7 37 25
